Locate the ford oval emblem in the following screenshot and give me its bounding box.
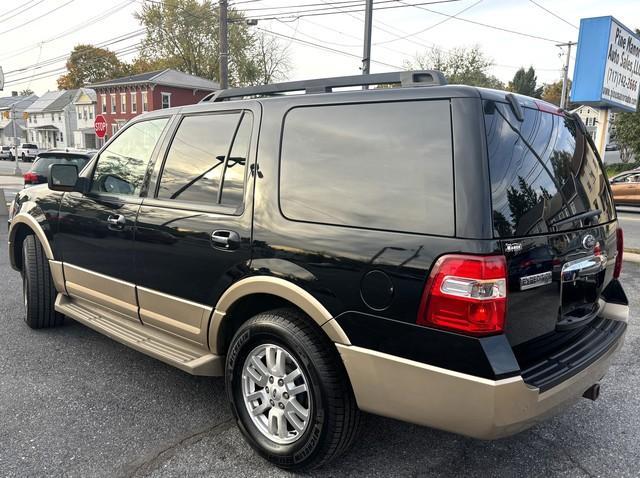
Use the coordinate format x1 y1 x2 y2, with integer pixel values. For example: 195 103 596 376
582 234 596 250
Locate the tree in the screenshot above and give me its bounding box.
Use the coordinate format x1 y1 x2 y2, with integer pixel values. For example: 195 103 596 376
541 79 574 108
508 67 543 98
57 45 129 90
134 0 289 86
19 88 34 96
615 110 640 163
404 45 504 89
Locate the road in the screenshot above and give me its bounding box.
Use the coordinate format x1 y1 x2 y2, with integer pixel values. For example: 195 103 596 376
0 225 639 477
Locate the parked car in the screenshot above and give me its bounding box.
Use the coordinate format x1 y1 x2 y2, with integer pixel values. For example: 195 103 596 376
0 145 14 160
610 169 640 205
7 72 627 471
605 143 620 151
17 143 40 161
23 149 94 186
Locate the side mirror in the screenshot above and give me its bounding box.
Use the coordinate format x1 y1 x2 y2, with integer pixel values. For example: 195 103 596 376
48 163 78 192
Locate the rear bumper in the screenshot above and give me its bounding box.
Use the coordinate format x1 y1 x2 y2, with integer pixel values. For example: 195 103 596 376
337 321 626 439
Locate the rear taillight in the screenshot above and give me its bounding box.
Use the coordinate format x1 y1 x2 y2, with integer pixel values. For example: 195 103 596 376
614 228 623 279
417 254 507 336
23 172 38 184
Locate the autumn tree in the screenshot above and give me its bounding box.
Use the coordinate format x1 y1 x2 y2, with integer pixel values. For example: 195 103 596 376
57 44 129 90
134 0 289 86
508 67 543 98
405 46 504 89
541 79 573 108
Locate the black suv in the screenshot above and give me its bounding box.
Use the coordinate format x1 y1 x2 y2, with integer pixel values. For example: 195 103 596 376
7 71 628 471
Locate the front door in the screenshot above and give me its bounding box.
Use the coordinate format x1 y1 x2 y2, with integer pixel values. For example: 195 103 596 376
57 117 170 321
134 105 259 345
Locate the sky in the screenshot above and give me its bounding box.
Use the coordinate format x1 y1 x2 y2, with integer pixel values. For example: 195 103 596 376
1 0 639 96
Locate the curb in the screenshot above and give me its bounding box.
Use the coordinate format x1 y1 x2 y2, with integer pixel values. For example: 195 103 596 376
624 252 640 264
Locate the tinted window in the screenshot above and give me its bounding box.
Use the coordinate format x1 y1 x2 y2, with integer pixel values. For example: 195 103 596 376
91 118 168 196
158 112 251 208
484 101 614 238
280 101 454 235
32 155 89 175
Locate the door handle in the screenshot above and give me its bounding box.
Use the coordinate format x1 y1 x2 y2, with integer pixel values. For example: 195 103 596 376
107 214 126 229
211 230 240 250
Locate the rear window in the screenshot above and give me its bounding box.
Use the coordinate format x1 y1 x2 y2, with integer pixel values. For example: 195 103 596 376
280 100 454 235
484 101 614 238
32 155 89 174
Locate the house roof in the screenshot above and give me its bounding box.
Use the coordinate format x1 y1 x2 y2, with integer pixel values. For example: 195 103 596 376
26 90 77 113
89 69 219 91
73 87 97 104
0 94 38 111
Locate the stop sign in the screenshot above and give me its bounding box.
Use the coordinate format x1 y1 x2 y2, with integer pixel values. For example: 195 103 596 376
94 114 107 138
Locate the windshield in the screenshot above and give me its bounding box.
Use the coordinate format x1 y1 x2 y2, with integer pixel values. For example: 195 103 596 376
31 155 89 175
484 101 615 238
22 144 37 149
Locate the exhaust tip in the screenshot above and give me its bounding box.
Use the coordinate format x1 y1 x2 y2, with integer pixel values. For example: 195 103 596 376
583 383 601 401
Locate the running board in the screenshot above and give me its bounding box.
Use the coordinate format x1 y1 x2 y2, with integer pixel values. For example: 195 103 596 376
55 294 223 376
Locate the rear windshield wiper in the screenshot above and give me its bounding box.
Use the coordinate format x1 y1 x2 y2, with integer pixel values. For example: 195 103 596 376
549 209 602 228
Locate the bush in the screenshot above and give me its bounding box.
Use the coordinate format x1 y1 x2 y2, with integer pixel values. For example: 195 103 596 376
605 161 640 177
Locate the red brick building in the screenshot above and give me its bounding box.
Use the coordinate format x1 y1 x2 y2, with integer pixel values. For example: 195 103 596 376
90 69 219 142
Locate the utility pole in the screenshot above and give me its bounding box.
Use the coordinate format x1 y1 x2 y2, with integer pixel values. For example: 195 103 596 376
12 104 21 176
557 41 574 109
219 0 229 90
362 0 373 88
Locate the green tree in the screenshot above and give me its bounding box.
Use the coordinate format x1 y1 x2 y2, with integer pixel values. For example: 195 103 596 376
19 88 34 96
404 45 504 89
57 44 129 90
134 0 289 86
508 67 543 98
615 110 640 163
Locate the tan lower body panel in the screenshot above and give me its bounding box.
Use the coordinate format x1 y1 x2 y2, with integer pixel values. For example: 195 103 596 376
49 260 66 295
137 286 212 347
56 293 223 376
337 337 625 439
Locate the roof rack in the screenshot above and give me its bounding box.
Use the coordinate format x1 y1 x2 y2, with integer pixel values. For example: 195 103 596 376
201 70 446 103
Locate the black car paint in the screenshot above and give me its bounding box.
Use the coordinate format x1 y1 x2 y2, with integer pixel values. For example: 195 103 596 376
9 85 626 383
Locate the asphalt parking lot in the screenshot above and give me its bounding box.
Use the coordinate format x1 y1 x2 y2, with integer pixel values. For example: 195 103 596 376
0 225 639 478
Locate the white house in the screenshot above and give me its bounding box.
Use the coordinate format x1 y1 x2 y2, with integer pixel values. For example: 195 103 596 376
25 90 78 149
0 93 38 146
570 105 617 144
72 88 97 149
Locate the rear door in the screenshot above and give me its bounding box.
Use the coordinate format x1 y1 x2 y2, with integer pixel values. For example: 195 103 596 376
133 104 259 346
484 100 617 345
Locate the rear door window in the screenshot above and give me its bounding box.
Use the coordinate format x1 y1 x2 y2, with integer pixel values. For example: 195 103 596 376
279 100 454 235
484 102 614 238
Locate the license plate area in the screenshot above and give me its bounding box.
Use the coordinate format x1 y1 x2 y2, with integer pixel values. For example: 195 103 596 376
558 254 607 330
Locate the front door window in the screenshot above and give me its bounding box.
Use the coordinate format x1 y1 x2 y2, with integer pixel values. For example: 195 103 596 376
91 118 168 196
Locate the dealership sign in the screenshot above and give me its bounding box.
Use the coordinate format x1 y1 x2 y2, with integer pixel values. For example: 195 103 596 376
571 16 640 112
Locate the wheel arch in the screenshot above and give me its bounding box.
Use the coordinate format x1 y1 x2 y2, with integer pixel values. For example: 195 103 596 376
8 215 54 271
209 276 350 355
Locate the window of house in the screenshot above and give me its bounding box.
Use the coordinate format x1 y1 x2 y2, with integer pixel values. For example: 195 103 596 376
280 101 454 235
131 92 137 113
161 92 171 109
110 94 116 114
89 107 93 119
91 118 169 197
112 123 119 136
142 91 148 112
51 113 55 121
60 132 63 142
58 113 61 121
121 93 126 113
157 111 252 209
83 106 88 120
101 94 107 114
78 110 82 120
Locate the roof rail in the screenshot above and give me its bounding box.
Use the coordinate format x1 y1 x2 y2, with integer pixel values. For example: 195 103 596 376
201 70 446 103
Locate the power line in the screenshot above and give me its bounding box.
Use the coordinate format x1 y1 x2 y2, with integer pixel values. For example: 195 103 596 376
398 0 564 43
256 26 404 69
0 0 77 37
528 0 578 30
0 0 45 25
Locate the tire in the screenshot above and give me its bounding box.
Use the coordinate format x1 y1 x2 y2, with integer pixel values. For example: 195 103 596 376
226 308 361 471
21 235 63 329
21 153 25 160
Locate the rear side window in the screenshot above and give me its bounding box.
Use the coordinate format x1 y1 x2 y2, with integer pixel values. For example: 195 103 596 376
32 155 89 174
279 101 454 235
484 102 614 238
157 111 253 210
